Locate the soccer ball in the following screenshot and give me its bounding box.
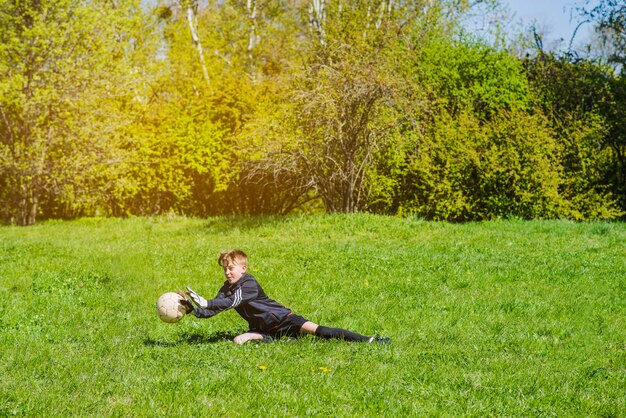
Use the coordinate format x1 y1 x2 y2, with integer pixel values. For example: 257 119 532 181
156 292 186 323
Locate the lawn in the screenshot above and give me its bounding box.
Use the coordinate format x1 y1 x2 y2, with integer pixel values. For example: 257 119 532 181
0 215 624 416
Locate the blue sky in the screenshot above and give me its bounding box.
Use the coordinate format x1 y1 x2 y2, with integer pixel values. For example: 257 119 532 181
505 0 598 47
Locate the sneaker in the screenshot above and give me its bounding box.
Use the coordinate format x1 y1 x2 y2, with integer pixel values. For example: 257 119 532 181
369 336 392 344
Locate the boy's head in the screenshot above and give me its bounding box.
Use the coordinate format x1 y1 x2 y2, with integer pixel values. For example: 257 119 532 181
218 249 248 284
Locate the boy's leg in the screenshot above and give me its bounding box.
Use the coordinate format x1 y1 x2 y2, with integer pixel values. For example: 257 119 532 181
300 321 319 334
233 332 265 345
300 321 371 342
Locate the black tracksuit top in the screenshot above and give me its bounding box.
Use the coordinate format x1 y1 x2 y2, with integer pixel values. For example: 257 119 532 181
193 273 293 332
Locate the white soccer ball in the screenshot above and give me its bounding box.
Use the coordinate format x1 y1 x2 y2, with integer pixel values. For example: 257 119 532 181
156 292 186 323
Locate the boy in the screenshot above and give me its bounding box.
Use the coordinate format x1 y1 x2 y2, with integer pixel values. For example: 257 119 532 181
179 249 391 345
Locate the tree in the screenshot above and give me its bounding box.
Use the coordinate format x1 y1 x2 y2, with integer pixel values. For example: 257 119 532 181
0 0 159 224
280 1 456 213
525 52 624 218
152 0 303 216
582 0 626 67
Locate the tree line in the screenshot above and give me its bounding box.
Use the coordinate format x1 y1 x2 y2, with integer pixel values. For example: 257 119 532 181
1 0 625 225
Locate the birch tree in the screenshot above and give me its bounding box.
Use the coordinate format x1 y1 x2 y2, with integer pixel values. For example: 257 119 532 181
180 0 211 85
289 0 437 213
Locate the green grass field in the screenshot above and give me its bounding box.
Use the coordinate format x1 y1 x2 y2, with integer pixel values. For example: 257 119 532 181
1 215 625 417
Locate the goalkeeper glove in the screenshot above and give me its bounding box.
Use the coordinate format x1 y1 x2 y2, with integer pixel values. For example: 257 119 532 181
186 286 208 308
177 290 195 314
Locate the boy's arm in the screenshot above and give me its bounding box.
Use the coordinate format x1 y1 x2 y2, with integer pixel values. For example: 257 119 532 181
185 283 228 318
178 290 220 318
205 279 258 311
191 285 229 318
192 306 222 318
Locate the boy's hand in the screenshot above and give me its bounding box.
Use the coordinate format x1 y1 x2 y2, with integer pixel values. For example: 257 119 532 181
177 290 194 314
186 286 208 308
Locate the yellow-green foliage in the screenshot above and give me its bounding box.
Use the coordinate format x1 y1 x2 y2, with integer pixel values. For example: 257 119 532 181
390 110 561 220
0 0 625 223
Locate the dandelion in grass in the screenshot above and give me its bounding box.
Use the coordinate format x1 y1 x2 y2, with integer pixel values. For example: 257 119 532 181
258 365 267 371
319 367 332 373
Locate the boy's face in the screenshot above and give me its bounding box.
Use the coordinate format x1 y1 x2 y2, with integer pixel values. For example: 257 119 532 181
223 261 247 284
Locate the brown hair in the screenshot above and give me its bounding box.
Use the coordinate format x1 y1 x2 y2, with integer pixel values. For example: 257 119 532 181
218 249 248 267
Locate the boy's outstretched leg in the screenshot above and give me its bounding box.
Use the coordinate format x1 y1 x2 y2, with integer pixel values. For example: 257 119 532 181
300 321 387 343
315 325 372 342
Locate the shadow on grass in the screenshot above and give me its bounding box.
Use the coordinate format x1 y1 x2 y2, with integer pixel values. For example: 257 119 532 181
201 215 292 234
143 330 239 347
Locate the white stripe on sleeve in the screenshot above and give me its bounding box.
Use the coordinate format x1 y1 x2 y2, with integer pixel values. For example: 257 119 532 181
231 288 242 308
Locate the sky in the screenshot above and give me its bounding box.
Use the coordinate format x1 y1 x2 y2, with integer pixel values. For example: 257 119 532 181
504 0 599 49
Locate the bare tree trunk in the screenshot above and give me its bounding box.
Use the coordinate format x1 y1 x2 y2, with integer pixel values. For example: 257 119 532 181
19 181 37 226
27 189 38 226
182 1 210 86
247 0 260 82
309 0 327 46
19 184 28 226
